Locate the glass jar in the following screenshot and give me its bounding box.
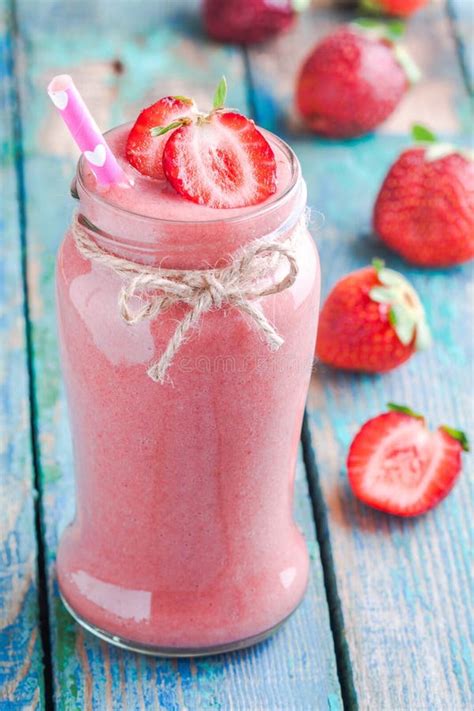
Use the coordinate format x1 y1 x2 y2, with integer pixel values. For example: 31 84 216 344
56 131 321 656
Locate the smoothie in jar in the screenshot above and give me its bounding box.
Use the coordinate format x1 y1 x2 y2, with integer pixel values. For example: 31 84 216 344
54 83 320 655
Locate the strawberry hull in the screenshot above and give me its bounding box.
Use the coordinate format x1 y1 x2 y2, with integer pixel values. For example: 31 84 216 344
316 264 431 373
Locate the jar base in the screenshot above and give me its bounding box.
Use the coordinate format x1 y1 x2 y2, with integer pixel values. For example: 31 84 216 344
59 591 300 657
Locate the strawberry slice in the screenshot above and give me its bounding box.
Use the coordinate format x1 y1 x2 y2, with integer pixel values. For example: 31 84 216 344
347 404 469 517
126 96 196 179
162 111 277 208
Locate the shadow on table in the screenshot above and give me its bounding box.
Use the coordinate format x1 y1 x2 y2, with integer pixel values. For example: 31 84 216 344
325 480 430 536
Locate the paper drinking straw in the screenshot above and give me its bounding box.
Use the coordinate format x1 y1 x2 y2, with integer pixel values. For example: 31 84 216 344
47 74 128 186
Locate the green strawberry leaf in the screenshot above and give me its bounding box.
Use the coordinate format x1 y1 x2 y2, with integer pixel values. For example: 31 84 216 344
378 267 407 288
353 17 405 41
171 95 193 103
412 124 437 143
213 76 228 110
358 0 381 13
372 257 385 273
414 318 432 351
389 303 416 345
291 0 311 11
150 119 189 137
393 45 421 85
387 403 424 420
425 143 474 162
425 143 456 160
387 20 406 39
369 262 431 352
369 286 395 304
353 17 382 30
440 426 470 452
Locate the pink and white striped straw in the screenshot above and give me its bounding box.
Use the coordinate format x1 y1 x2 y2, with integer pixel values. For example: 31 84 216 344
47 74 128 186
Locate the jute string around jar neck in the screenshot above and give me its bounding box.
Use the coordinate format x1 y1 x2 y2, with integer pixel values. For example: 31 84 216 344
71 213 304 384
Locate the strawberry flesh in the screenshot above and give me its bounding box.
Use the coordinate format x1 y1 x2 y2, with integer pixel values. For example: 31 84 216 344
162 111 277 208
348 411 465 516
126 97 196 179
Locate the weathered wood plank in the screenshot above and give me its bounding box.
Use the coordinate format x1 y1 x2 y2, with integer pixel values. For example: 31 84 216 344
248 2 474 709
15 1 342 708
0 2 44 708
250 5 474 711
448 0 474 93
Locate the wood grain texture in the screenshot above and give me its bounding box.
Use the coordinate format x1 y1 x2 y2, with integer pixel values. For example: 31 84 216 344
448 0 474 93
14 1 342 708
247 2 474 709
0 2 44 707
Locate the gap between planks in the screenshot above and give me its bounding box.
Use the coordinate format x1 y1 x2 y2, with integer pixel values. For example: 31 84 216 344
8 7 345 708
446 0 474 95
243 44 359 711
243 1 472 708
8 0 55 706
301 414 358 711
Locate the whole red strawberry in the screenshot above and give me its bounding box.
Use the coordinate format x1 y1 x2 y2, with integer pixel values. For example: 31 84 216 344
374 126 474 267
361 0 428 18
348 403 469 517
316 260 431 372
296 23 419 138
203 0 306 45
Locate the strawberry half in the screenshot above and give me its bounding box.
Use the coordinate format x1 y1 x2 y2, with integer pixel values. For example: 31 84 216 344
348 404 469 516
162 110 277 208
126 96 196 179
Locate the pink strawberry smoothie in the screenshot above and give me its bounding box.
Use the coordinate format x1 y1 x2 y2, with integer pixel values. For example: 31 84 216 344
56 124 320 653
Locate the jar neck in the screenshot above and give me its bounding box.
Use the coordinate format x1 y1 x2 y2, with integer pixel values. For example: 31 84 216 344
73 174 306 270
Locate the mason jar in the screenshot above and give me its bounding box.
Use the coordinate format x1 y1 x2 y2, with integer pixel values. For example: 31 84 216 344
56 125 320 655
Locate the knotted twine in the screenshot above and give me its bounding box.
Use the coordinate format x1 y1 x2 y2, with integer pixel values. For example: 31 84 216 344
71 215 301 384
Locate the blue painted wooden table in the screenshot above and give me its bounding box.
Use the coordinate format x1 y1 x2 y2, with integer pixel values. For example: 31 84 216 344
1 0 472 708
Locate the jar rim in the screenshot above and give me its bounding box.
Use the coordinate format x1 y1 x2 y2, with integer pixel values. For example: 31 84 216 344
76 124 301 227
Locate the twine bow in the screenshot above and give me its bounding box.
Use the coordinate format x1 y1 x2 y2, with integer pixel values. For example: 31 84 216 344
72 217 300 384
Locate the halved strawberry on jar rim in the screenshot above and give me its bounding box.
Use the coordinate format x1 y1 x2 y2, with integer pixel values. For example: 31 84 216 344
126 96 197 179
162 110 277 209
125 77 278 209
347 403 469 517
